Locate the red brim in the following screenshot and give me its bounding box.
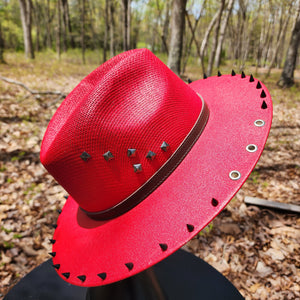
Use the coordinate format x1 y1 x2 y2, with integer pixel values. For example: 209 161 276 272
51 74 272 286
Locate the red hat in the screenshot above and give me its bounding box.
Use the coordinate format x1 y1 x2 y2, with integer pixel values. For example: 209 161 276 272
40 49 272 287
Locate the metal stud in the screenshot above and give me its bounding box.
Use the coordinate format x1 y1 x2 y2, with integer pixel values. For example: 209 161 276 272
77 275 86 282
53 264 60 270
127 149 136 157
49 252 56 257
57 209 62 214
49 239 56 244
125 262 134 271
80 151 91 161
261 101 267 109
98 273 107 280
217 70 222 77
256 81 262 89
64 195 68 199
249 74 254 82
62 272 70 279
186 224 194 232
187 78 192 84
159 243 168 252
241 71 246 78
133 164 142 173
260 90 266 98
52 224 57 229
231 69 236 76
203 73 207 79
146 151 156 160
161 141 170 152
103 151 114 161
211 198 219 207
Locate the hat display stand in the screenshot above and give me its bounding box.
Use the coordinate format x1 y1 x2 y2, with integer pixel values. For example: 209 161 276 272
4 249 244 300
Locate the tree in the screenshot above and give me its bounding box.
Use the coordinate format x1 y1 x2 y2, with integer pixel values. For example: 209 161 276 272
19 0 35 59
0 22 5 63
277 5 300 87
167 0 187 75
109 0 115 57
207 0 225 76
122 0 131 51
81 0 86 64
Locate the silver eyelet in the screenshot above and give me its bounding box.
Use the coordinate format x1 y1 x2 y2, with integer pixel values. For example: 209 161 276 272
229 170 241 180
254 119 265 127
246 144 258 153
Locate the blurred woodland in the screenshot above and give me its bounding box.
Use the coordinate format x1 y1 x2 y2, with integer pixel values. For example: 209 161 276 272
0 0 300 299
0 0 300 85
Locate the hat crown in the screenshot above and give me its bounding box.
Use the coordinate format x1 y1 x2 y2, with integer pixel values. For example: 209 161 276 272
40 49 202 214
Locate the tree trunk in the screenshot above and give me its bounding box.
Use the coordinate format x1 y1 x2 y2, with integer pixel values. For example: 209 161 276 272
214 0 234 69
182 0 206 74
81 0 86 64
167 0 187 75
0 22 5 63
161 0 170 53
122 0 130 51
109 0 115 57
46 0 52 49
103 0 109 62
19 0 35 59
207 0 225 76
56 0 61 59
199 9 219 75
266 2 293 77
277 7 300 87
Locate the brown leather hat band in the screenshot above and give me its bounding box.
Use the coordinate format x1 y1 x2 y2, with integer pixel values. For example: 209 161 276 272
82 96 209 220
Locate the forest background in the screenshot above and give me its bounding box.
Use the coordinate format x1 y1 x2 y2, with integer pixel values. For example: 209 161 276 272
0 0 300 299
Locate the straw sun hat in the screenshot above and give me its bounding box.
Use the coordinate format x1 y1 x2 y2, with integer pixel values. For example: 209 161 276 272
40 48 272 287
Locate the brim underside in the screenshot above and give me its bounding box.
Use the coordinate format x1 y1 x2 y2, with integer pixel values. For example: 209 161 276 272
51 74 272 287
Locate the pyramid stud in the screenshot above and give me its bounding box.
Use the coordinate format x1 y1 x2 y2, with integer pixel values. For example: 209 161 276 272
231 69 236 76
125 262 134 271
49 252 56 257
97 272 107 280
77 275 86 282
260 90 266 98
80 151 91 161
159 243 168 251
203 73 207 79
187 224 194 232
62 272 70 279
53 264 60 270
261 101 267 109
256 81 262 89
249 74 254 82
187 78 192 84
211 198 219 207
217 70 222 77
49 239 56 244
64 195 68 199
161 141 170 152
57 209 62 214
241 71 246 78
146 151 156 160
103 151 114 161
52 224 57 229
133 164 142 173
127 149 136 157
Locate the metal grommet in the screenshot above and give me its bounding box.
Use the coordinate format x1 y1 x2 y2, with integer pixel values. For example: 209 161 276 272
254 119 265 127
246 144 258 153
229 170 241 181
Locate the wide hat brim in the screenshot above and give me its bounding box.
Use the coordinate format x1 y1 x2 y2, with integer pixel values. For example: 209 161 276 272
51 73 272 286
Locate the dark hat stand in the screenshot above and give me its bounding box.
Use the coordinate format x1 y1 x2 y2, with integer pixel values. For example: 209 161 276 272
4 249 244 300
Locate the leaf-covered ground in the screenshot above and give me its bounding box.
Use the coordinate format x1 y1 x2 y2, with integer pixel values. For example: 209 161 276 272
0 52 299 299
